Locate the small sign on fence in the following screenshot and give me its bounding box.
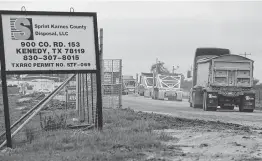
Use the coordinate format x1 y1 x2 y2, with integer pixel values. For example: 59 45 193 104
66 75 76 103
67 86 76 102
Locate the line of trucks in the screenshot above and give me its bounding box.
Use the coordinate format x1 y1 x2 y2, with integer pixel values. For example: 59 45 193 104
187 48 256 112
122 72 184 101
122 47 256 112
137 72 183 101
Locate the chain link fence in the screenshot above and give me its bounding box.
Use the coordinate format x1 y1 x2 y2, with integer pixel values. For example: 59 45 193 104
102 59 122 108
0 73 99 148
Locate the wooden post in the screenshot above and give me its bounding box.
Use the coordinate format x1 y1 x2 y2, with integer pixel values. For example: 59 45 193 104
94 19 103 129
76 74 78 113
100 28 104 108
0 15 12 148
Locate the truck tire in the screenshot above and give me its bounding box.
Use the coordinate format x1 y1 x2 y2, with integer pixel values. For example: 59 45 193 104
192 101 198 108
192 92 198 108
239 103 244 112
203 92 207 111
188 97 192 107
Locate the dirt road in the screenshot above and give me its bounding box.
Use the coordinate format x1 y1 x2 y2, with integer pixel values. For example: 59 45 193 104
122 95 262 129
123 95 262 161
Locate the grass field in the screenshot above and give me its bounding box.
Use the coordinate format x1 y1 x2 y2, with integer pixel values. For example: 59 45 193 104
0 106 257 161
0 108 181 161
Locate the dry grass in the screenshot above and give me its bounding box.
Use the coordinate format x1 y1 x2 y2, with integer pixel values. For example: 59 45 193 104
0 108 179 161
0 103 255 161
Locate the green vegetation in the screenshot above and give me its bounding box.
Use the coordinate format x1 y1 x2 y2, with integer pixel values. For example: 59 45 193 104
0 108 180 161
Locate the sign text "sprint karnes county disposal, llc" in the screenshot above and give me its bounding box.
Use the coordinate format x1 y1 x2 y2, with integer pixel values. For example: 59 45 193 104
35 24 87 36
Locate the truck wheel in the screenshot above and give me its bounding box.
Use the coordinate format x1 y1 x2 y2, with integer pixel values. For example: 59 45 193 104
238 97 246 112
239 103 244 112
192 101 198 108
192 92 198 108
203 92 207 111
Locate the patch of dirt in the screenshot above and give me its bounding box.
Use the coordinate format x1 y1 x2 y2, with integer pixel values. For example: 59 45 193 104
134 110 253 132
153 129 262 161
118 108 262 161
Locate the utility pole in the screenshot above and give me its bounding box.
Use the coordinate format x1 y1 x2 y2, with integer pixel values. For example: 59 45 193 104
172 65 179 74
240 52 251 57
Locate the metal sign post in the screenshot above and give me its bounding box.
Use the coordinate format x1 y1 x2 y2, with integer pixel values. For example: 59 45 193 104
0 10 103 147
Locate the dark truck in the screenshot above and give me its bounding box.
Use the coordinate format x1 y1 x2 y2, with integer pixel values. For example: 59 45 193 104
187 48 256 112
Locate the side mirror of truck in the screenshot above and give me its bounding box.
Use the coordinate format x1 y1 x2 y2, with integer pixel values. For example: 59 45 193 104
187 70 192 78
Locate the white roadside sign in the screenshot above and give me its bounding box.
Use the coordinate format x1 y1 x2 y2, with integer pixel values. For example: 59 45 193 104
1 14 97 71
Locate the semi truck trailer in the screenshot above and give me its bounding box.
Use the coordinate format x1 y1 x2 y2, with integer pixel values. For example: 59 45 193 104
188 48 256 112
152 73 183 101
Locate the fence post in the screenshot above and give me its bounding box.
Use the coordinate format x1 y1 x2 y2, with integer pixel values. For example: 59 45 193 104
100 28 104 109
258 90 261 104
76 74 79 116
119 60 123 108
0 22 12 147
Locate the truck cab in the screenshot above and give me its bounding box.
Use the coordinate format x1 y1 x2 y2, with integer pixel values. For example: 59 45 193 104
122 75 136 95
138 73 154 97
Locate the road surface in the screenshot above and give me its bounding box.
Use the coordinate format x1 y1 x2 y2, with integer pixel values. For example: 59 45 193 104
122 95 262 129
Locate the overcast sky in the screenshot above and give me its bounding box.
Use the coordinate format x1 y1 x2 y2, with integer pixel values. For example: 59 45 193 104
1 0 262 81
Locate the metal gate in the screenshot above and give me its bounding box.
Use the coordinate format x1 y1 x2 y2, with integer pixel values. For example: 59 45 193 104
102 59 122 108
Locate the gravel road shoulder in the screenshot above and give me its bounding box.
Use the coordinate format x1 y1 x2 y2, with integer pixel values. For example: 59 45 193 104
131 110 262 161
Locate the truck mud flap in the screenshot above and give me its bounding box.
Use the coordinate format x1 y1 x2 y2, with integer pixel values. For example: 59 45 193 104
239 93 255 112
203 92 218 111
192 90 203 108
206 92 218 107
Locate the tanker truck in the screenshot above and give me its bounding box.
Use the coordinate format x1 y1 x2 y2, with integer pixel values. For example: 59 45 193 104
187 48 256 112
